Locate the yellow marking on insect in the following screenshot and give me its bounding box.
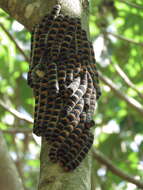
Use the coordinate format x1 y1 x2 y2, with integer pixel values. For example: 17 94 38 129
35 70 45 78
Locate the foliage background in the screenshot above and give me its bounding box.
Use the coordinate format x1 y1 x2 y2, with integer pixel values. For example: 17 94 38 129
0 0 143 189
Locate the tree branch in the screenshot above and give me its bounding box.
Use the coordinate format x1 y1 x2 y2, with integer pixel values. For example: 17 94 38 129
12 135 26 190
1 128 32 134
106 31 143 46
0 23 30 63
119 0 143 9
0 0 82 31
0 0 55 31
98 71 143 116
92 149 143 189
0 99 33 124
112 63 143 100
0 132 24 190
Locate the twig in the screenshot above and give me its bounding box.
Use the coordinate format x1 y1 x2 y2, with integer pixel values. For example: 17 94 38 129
12 135 26 190
106 31 143 46
119 0 143 9
98 71 143 116
0 23 30 63
112 63 143 99
0 132 24 190
0 99 33 124
1 128 32 134
92 149 143 189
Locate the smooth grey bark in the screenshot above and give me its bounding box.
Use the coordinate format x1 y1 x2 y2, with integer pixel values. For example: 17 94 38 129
0 0 89 32
38 139 92 190
0 0 93 190
0 0 57 31
0 132 24 190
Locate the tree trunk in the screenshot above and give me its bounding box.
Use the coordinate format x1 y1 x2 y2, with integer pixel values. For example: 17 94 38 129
0 0 89 32
0 132 24 190
39 139 92 190
0 0 93 189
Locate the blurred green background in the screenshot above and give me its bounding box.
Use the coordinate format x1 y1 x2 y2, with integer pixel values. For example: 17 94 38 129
0 0 143 189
